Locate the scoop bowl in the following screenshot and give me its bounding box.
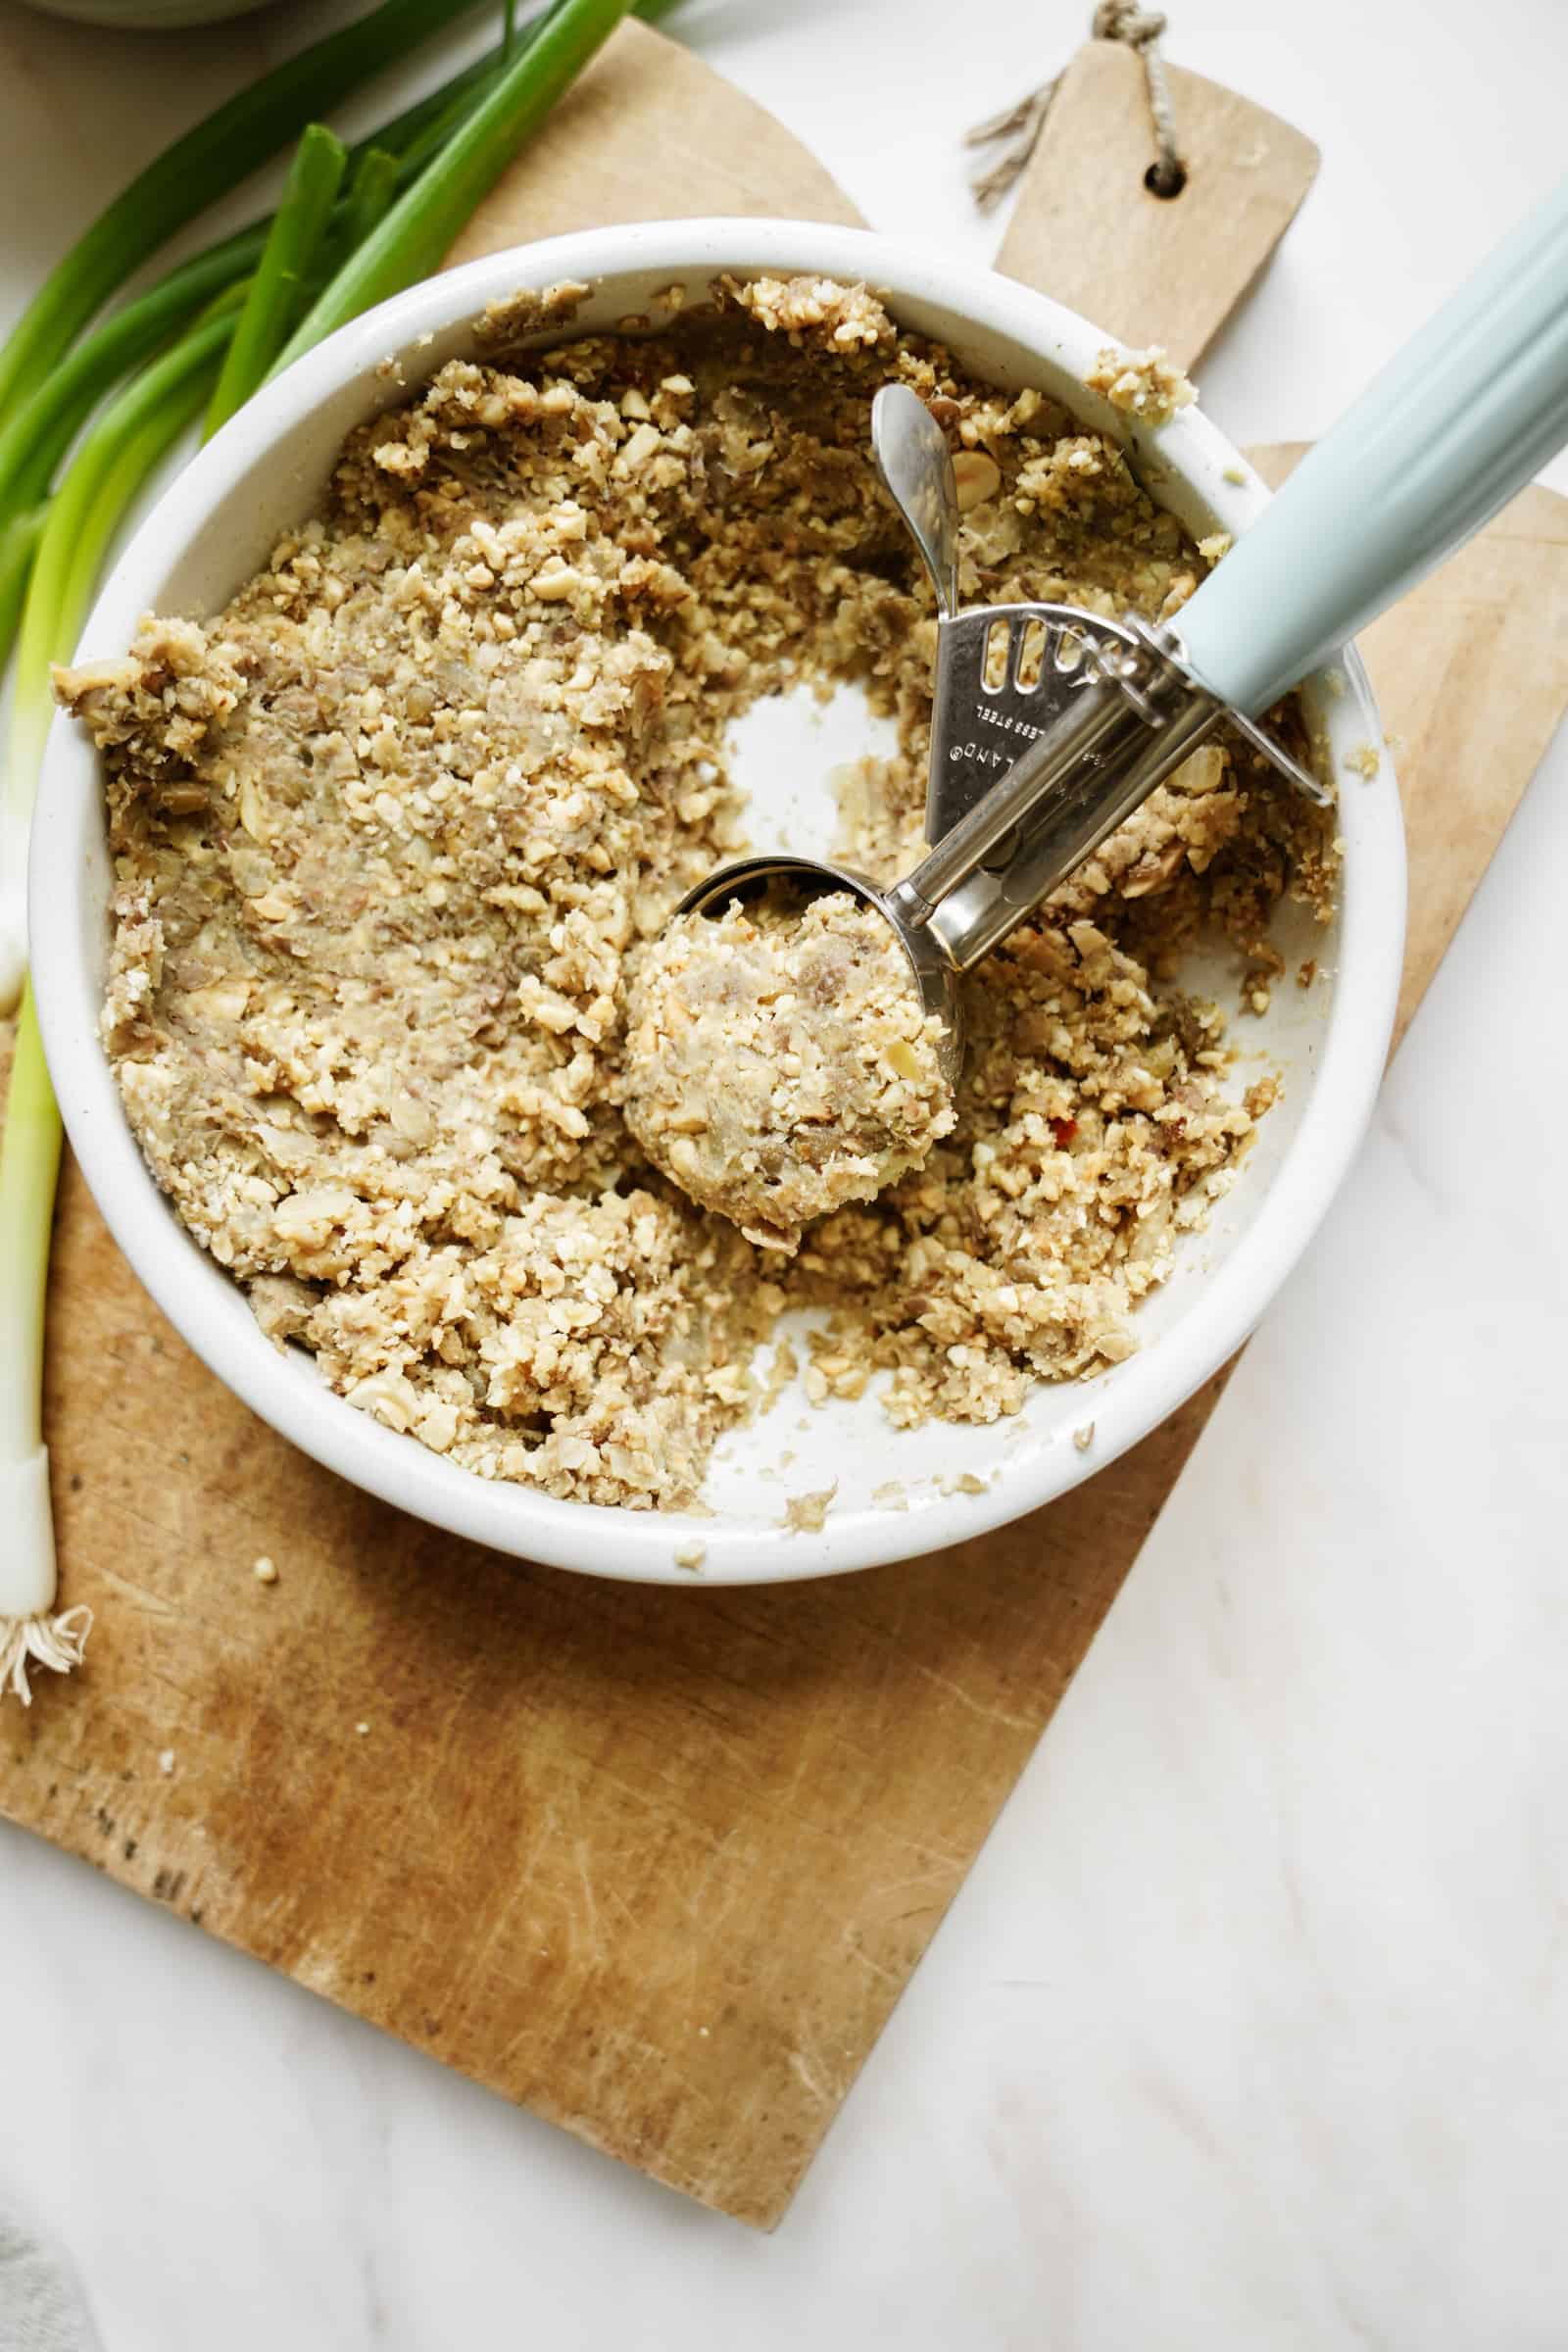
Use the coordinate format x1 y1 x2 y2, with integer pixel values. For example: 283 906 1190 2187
675 852 966 1089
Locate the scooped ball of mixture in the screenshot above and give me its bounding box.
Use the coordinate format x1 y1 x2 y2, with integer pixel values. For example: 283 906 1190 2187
624 891 956 1252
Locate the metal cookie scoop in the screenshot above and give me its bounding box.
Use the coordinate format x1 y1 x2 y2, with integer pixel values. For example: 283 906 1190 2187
678 386 1321 1082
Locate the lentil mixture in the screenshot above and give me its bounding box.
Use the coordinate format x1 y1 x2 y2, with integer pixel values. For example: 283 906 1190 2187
624 889 954 1253
57 274 1332 1509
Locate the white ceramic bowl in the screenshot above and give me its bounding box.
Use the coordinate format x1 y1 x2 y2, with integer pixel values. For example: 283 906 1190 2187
30 220 1406 1585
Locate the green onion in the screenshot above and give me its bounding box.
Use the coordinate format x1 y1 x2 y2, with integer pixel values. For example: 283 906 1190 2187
277 0 635 369
206 126 348 438
0 0 487 422
308 149 407 313
385 57 509 186
0 510 46 675
0 987 78 1703
341 146 405 258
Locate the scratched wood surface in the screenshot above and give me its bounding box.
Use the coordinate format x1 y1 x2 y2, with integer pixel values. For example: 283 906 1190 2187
6 27 1568 2232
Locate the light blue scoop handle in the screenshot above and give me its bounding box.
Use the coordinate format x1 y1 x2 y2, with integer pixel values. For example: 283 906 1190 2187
1177 174 1568 715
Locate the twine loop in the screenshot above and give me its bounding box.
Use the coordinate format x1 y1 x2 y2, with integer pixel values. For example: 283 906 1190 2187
966 3 1186 210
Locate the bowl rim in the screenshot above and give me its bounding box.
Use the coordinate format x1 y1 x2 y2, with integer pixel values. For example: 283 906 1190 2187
29 216 1407 1586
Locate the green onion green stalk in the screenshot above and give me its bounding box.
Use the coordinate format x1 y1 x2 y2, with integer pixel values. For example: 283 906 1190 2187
0 511 46 673
206 125 349 438
339 147 406 263
278 0 634 367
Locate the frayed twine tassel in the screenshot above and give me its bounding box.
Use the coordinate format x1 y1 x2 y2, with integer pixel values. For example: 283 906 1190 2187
0 1607 92 1705
964 79 1062 211
965 3 1183 212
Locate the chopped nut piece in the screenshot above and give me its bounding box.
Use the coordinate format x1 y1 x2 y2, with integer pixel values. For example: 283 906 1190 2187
252 1554 278 1585
952 450 1002 511
1073 1422 1096 1451
783 1485 838 1534
1085 343 1197 427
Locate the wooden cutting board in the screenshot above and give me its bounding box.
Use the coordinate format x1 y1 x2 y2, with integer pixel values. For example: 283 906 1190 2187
7 26 1568 2231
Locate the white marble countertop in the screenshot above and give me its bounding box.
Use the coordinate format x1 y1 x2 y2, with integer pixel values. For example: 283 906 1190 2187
5 0 1568 2342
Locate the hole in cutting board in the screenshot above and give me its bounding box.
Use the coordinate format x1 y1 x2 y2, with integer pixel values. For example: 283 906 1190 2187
724 678 902 862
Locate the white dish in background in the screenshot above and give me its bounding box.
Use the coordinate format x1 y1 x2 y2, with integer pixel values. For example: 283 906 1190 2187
23 1 273 24
28 218 1405 1585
